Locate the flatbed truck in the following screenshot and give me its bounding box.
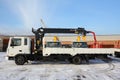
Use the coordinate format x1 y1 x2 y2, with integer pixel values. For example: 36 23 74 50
6 27 120 65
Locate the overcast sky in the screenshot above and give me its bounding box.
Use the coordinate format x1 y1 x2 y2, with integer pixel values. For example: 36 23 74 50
0 0 120 35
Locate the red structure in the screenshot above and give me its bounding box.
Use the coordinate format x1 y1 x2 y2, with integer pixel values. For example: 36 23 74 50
3 38 9 51
88 40 120 48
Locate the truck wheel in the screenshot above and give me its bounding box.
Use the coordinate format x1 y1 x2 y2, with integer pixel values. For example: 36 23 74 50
15 55 26 65
72 56 82 64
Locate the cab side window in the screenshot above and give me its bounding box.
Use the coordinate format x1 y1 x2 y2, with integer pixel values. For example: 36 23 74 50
24 38 27 45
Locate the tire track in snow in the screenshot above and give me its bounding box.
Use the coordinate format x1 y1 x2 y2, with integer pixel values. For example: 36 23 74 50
99 62 115 72
100 57 120 73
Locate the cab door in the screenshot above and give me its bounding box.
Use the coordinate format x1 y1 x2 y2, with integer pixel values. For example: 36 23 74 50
22 38 31 54
7 38 23 57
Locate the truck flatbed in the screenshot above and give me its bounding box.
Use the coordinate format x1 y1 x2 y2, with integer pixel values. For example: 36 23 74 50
43 48 120 56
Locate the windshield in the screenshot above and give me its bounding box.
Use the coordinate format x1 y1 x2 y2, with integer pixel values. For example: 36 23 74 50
11 38 21 46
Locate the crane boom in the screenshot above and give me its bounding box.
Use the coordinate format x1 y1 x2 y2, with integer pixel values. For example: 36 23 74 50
33 27 87 34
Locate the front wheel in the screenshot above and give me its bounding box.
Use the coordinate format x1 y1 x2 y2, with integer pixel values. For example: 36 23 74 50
72 56 82 64
15 55 26 65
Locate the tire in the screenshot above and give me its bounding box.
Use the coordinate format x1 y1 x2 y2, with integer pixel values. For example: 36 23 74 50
72 56 82 64
15 55 26 65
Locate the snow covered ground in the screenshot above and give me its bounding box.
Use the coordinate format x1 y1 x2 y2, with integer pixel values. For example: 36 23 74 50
0 52 120 80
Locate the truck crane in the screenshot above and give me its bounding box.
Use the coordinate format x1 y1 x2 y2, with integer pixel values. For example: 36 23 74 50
6 27 120 65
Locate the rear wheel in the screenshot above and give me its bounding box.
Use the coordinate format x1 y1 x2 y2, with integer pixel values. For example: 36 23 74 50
15 55 26 65
72 56 82 64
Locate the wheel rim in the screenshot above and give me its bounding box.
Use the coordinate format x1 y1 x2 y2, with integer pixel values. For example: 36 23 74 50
73 56 81 64
17 56 24 63
15 56 25 65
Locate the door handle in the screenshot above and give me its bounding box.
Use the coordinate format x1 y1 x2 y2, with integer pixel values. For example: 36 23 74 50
19 50 22 52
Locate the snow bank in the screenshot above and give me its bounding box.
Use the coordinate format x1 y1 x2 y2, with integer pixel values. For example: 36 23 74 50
0 52 120 80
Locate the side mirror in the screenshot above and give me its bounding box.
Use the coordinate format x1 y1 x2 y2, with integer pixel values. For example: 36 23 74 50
45 45 46 48
10 43 14 46
10 39 14 47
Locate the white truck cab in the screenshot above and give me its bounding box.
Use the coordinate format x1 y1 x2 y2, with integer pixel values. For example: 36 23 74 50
7 37 31 60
